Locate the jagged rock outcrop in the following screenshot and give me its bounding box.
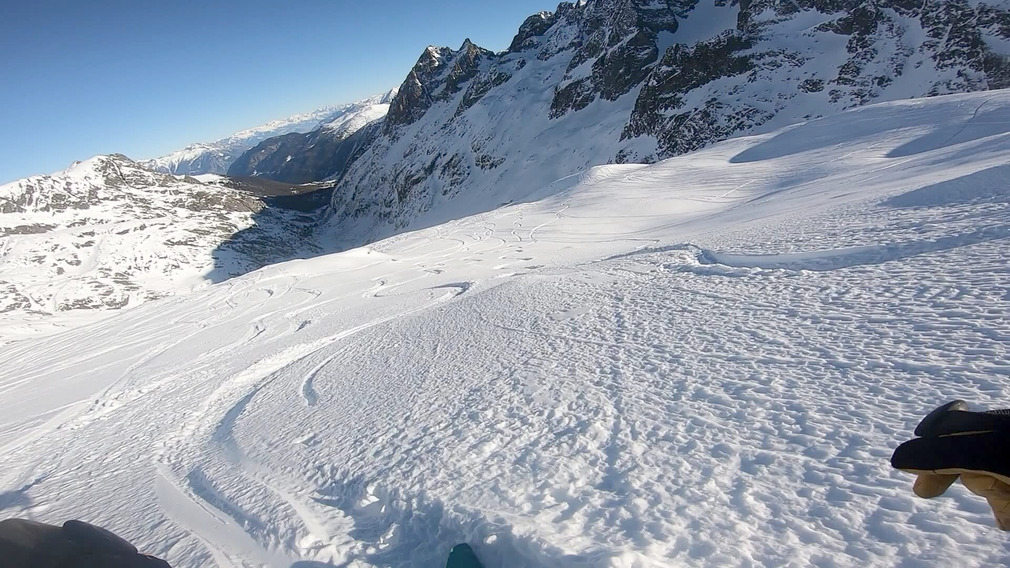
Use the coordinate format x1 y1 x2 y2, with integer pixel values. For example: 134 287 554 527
509 11 558 52
386 47 455 129
385 41 495 130
6 0 1008 328
549 0 686 117
624 0 1010 156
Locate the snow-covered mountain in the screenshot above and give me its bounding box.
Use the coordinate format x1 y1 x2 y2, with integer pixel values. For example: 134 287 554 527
0 155 319 340
263 0 1010 245
143 90 396 176
226 90 396 183
2 90 1009 567
5 0 1009 335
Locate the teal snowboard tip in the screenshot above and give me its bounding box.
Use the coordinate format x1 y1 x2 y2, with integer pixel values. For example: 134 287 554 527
446 543 484 568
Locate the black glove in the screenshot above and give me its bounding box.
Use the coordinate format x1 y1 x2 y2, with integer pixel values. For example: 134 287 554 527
891 400 1010 530
0 518 171 568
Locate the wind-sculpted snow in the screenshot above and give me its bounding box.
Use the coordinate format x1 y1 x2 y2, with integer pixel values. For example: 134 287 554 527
0 92 1009 566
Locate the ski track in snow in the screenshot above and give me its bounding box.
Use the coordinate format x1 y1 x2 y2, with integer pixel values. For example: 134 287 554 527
0 92 1009 567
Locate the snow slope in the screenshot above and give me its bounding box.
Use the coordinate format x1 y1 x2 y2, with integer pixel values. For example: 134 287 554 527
1 90 1009 567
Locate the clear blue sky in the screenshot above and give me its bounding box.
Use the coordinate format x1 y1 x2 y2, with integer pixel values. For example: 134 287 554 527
0 0 558 184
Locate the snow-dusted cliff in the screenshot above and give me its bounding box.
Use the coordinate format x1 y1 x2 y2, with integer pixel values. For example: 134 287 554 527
309 0 1010 243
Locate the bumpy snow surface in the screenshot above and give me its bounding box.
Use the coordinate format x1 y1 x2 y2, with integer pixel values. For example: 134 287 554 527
2 91 1010 567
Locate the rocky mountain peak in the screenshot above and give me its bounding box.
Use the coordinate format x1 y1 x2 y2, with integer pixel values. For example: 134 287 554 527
508 11 559 52
621 0 1010 157
11 0 1010 325
386 46 454 129
378 87 400 104
0 154 320 316
443 39 494 98
386 41 493 130
203 0 1010 263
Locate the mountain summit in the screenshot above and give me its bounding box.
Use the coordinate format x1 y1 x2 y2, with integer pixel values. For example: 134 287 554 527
3 0 1009 331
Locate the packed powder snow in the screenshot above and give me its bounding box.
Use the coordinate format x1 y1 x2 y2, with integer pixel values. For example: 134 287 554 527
1 91 1009 566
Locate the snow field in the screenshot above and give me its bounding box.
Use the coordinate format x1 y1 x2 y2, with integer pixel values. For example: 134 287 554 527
0 90 1009 566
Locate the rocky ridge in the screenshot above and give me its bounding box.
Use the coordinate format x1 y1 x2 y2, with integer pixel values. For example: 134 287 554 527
237 0 1010 245
5 0 1010 331
0 155 316 318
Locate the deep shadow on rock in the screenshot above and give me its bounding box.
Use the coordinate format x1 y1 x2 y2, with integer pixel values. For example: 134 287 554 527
206 169 559 286
206 182 338 284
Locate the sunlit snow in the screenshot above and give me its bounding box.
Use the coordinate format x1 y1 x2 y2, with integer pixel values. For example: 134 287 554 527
1 91 1009 567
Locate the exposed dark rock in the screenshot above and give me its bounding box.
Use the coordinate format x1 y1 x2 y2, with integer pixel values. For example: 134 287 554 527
227 132 306 179
386 46 454 129
593 29 659 101
509 11 559 52
228 121 381 184
623 33 755 152
441 40 494 98
550 78 597 117
157 0 1010 262
457 69 513 116
549 0 682 117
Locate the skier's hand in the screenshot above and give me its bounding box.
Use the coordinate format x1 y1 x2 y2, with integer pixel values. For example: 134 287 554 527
0 518 171 568
891 400 1010 530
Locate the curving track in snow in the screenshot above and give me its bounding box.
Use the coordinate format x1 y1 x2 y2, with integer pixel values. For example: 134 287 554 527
0 92 1009 567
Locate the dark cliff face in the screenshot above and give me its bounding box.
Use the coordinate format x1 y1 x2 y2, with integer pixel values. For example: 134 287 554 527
385 41 494 131
508 11 558 52
622 0 1010 157
548 0 689 117
386 46 455 129
373 0 1010 164
227 133 308 182
621 32 757 156
227 123 381 185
